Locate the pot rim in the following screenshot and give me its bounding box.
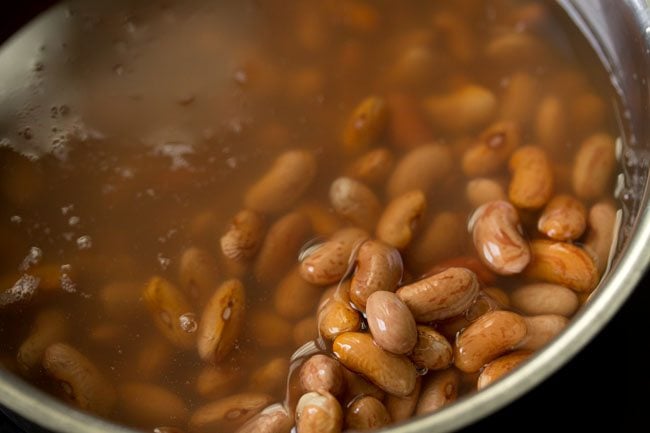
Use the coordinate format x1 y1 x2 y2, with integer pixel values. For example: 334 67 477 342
1 1 650 432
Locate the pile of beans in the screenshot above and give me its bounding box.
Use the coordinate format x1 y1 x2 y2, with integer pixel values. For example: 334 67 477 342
0 1 620 433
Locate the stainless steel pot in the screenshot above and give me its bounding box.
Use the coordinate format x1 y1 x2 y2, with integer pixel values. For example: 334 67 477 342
1 0 649 432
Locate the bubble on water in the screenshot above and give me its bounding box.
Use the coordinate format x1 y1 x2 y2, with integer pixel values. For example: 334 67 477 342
20 246 43 271
68 216 80 226
60 382 73 397
147 129 195 170
179 313 198 333
60 272 77 293
116 166 135 179
175 93 195 106
157 253 171 270
61 204 74 215
226 157 238 168
159 310 172 326
415 366 429 376
0 274 40 307
76 235 93 250
233 69 248 85
10 215 22 224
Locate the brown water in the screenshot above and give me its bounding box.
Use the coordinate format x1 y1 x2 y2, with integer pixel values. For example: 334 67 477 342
0 0 618 432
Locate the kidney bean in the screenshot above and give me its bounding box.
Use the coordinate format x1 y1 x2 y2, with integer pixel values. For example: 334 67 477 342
396 267 479 322
365 291 417 355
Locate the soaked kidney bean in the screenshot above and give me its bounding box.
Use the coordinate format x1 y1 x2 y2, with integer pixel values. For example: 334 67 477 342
0 1 620 433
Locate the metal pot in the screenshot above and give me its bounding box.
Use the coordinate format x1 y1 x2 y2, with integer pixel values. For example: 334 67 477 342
1 0 649 432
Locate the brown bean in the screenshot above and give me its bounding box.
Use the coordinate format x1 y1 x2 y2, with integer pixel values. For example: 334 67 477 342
344 396 391 431
295 4 328 51
143 277 195 349
585 201 618 274
523 239 599 293
298 201 344 237
293 317 319 347
42 343 117 416
454 311 527 373
100 281 142 320
408 212 464 272
288 67 324 100
397 267 479 322
570 92 606 138
433 10 476 63
341 367 386 403
329 177 381 231
466 178 506 208
477 351 532 390
346 147 396 186
366 291 417 355
87 324 123 344
385 43 439 90
484 32 550 69
196 364 243 398
135 339 172 380
572 133 616 201
484 286 511 307
335 1 380 34
518 314 568 351
508 146 554 210
511 283 579 317
423 84 497 134
249 358 289 395
469 200 531 275
197 279 246 362
386 144 453 199
300 354 345 397
178 247 219 301
500 72 541 126
296 391 343 433
245 149 317 214
425 256 497 287
376 190 427 250
462 121 521 178
385 376 421 422
17 309 67 374
189 393 274 433
535 95 568 155
274 267 321 320
350 240 403 309
248 310 292 348
236 404 293 433
318 283 362 341
117 382 188 428
188 210 220 242
410 326 453 371
333 332 417 397
342 96 389 155
388 93 434 149
415 369 459 415
221 209 266 261
300 227 368 286
538 195 587 241
255 212 311 285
